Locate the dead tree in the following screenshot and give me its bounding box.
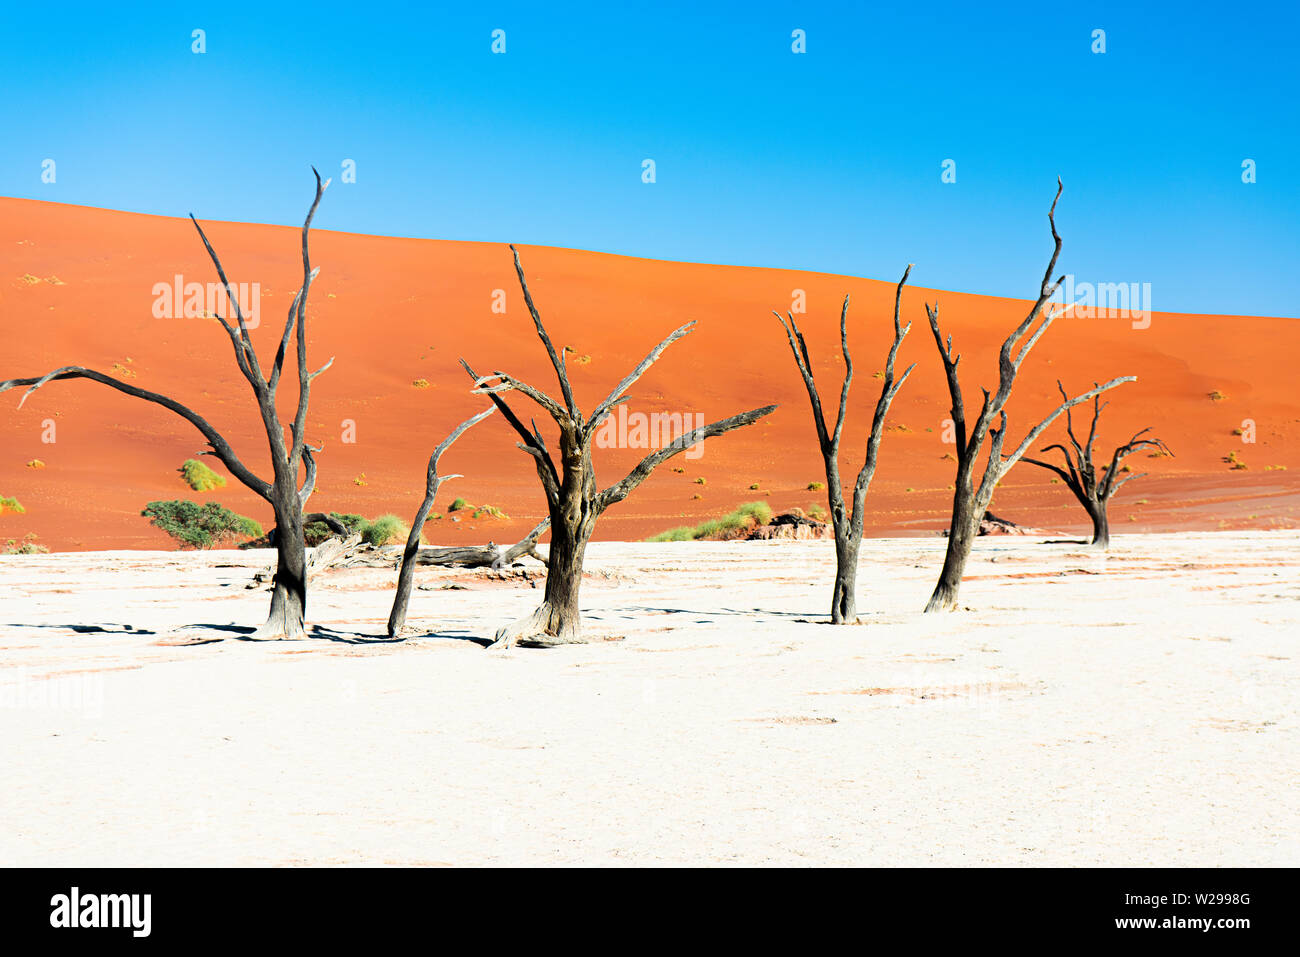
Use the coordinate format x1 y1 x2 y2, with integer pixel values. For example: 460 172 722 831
387 406 496 637
925 180 1135 612
1022 383 1172 548
775 266 915 623
464 245 777 648
0 172 333 639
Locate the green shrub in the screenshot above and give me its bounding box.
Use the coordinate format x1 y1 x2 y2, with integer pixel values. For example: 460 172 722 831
735 501 773 526
448 497 468 512
361 514 408 546
179 458 226 492
303 511 367 546
646 501 773 542
142 500 262 549
0 496 25 515
807 481 826 491
647 526 696 542
3 533 48 555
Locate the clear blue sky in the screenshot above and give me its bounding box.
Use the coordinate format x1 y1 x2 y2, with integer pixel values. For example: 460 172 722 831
2 1 1296 316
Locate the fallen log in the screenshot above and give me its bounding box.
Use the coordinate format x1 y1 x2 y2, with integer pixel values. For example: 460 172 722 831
247 519 551 588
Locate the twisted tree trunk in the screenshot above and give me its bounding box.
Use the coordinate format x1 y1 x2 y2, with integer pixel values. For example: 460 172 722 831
262 497 307 639
830 531 861 624
1088 503 1110 549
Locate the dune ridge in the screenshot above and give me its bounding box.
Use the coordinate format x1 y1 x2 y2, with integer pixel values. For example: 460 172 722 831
2 196 1298 551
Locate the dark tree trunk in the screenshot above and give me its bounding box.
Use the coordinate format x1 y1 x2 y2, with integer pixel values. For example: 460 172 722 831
926 492 978 613
536 517 590 642
830 530 860 624
491 511 591 647
261 499 307 639
388 493 438 638
1089 501 1110 549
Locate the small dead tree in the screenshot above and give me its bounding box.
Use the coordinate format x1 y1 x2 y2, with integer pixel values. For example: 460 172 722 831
1022 383 1171 548
464 245 777 648
775 266 915 623
925 180 1135 612
1 172 333 639
387 406 496 637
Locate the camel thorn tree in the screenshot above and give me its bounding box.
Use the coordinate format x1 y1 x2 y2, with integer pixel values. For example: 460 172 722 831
1022 382 1172 548
924 179 1135 612
387 405 497 637
775 265 916 623
463 244 776 649
0 170 334 639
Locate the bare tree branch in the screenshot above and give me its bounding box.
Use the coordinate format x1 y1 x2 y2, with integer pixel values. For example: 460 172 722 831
1 367 270 498
596 404 777 513
509 244 579 421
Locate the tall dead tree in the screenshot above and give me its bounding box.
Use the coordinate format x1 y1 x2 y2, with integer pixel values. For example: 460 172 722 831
925 180 1135 612
1 172 333 639
1022 383 1171 548
387 406 496 637
775 266 915 623
464 245 776 648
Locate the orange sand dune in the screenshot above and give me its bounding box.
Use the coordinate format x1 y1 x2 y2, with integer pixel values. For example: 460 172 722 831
2 196 1298 551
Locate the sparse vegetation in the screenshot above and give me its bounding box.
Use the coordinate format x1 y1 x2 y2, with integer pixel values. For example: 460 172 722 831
648 501 773 542
26 459 44 469
179 458 226 492
1209 390 1227 401
448 497 468 512
361 513 408 546
3 533 48 555
304 512 366 546
1224 450 1248 470
412 378 431 389
807 481 825 491
141 500 263 549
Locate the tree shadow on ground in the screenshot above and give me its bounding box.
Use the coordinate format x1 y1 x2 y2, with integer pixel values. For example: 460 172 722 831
0 623 158 635
618 605 824 621
309 624 493 647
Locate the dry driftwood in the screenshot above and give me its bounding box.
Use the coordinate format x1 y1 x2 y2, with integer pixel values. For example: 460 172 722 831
249 519 551 589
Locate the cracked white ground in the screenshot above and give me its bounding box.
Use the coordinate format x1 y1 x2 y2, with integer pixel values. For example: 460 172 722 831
1 532 1296 866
